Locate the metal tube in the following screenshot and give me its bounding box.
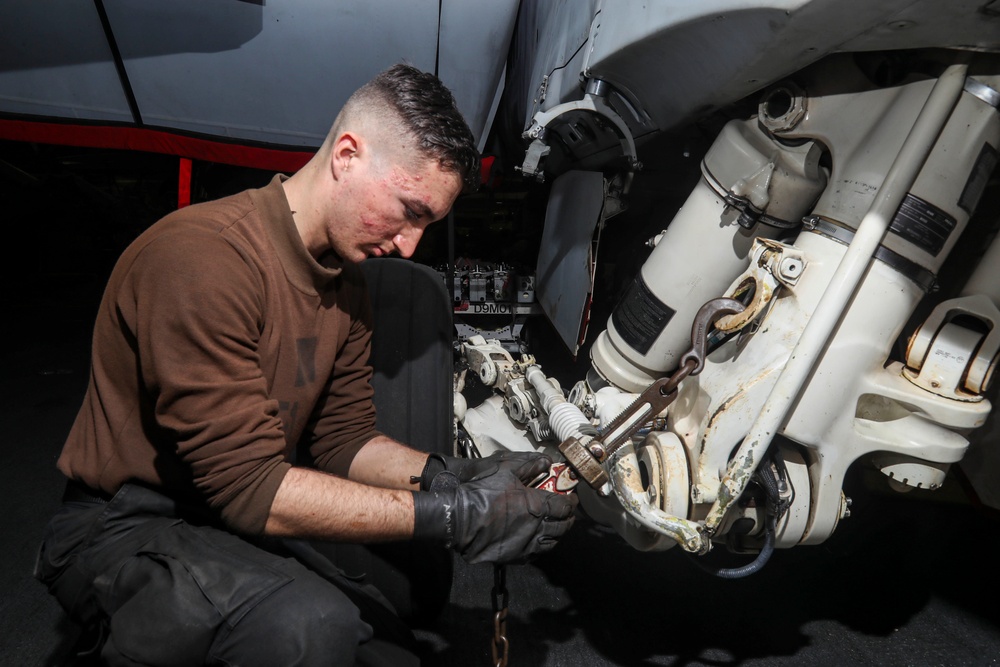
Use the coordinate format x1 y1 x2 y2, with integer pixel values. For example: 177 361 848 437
525 365 563 412
525 366 593 441
703 62 970 535
610 448 705 553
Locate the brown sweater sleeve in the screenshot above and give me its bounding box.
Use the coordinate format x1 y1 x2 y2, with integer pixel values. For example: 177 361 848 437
308 265 383 475
122 229 290 534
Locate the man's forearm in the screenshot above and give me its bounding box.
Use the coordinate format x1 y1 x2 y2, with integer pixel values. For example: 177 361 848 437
264 466 414 541
347 434 428 490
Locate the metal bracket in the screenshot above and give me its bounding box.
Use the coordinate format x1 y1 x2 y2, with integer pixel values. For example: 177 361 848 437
904 294 1000 397
716 238 807 332
518 79 640 182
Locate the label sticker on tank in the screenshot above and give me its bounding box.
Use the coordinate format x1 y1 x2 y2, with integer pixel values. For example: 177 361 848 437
958 143 998 216
888 193 956 257
611 275 675 355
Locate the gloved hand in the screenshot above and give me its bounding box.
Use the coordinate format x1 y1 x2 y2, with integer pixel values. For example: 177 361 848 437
412 469 578 564
416 451 552 491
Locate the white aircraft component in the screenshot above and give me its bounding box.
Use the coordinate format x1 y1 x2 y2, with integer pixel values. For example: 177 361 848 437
459 33 1000 568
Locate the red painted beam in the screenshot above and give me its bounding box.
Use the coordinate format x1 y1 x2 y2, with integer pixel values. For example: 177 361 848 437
0 118 314 172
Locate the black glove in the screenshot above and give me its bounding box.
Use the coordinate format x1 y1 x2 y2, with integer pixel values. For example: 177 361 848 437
412 469 578 564
416 451 552 491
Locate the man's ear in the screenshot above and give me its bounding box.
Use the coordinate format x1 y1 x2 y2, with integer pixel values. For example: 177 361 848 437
330 131 360 179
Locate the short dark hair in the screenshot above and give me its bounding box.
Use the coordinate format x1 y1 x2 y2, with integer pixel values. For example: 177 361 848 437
356 64 480 193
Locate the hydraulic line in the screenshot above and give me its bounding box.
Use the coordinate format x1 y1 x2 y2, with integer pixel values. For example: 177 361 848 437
697 451 786 578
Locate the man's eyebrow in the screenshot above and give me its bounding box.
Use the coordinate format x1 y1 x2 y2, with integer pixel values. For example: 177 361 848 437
404 199 435 218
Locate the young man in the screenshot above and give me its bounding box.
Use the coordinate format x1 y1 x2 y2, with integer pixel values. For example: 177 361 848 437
36 64 576 666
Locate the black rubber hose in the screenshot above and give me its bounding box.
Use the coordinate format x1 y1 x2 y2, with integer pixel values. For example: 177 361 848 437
694 520 774 579
694 453 783 579
700 517 776 579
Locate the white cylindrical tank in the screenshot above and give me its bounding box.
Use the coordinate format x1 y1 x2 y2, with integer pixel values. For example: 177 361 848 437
591 118 828 392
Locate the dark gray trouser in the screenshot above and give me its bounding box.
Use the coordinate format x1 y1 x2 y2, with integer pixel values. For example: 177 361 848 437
34 483 421 667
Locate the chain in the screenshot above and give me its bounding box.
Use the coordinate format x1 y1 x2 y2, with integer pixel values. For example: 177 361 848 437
490 564 510 667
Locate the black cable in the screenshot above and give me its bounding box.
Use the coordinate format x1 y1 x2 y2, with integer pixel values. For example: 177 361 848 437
691 446 789 579
706 521 776 579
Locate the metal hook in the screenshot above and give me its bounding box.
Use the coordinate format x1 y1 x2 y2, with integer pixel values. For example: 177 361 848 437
678 297 747 375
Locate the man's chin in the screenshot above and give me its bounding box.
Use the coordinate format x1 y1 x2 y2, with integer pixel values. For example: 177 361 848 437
336 246 372 263
366 247 393 259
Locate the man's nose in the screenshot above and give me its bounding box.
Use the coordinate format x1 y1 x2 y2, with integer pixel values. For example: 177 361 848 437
392 226 423 258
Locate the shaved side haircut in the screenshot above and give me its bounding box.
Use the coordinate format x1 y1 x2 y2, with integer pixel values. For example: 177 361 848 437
332 64 480 193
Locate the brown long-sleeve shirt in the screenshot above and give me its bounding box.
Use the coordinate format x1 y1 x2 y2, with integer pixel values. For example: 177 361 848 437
58 175 381 534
